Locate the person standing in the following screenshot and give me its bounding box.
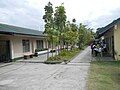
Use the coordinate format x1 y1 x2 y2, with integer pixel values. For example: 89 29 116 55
91 42 96 55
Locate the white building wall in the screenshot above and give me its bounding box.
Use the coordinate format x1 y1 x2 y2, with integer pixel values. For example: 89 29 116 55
114 23 120 60
0 35 47 60
11 36 33 59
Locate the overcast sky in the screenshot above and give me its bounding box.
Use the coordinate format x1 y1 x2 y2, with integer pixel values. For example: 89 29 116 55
0 0 120 31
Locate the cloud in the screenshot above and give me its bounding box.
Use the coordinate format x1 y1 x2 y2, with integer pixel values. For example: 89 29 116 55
0 0 44 30
0 0 120 31
85 8 120 30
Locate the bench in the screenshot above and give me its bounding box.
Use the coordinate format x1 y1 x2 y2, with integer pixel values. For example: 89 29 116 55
24 53 34 59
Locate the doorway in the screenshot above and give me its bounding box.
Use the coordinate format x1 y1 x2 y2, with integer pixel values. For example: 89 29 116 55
0 40 11 62
112 36 114 59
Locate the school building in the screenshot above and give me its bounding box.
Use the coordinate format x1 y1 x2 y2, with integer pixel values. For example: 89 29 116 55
97 18 120 60
0 23 48 62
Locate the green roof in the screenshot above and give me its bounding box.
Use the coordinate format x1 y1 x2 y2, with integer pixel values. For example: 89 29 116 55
97 18 120 37
0 23 45 37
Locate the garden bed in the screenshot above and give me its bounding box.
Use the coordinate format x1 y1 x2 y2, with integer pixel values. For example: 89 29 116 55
44 48 81 64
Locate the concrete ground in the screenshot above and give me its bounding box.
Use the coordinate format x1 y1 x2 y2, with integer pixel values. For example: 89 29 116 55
18 52 57 63
0 47 91 90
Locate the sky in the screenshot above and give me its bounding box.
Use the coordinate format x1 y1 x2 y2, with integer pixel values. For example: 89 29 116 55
0 0 120 32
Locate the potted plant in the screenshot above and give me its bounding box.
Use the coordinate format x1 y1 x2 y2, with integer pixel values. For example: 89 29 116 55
34 49 38 57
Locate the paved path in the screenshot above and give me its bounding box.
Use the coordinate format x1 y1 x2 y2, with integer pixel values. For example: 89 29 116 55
18 52 56 63
70 46 92 63
0 47 91 90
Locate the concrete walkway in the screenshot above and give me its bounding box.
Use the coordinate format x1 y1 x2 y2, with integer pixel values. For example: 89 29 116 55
0 47 91 90
70 46 92 63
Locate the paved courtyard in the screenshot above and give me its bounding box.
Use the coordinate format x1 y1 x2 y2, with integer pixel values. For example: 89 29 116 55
0 47 91 90
18 51 57 63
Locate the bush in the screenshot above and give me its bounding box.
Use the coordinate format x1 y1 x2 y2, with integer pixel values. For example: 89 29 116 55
59 49 68 56
47 55 61 61
34 52 38 57
50 49 56 53
45 55 62 64
35 48 48 52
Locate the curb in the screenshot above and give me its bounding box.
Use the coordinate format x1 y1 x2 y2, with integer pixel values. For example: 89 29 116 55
0 63 13 68
18 61 45 63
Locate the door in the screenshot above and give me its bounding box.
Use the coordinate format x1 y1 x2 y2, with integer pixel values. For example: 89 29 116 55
0 40 11 62
112 36 114 59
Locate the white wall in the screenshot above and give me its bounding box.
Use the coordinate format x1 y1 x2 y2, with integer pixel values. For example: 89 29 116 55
114 23 120 60
0 35 47 59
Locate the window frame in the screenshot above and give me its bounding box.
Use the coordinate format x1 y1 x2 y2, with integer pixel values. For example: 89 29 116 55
22 39 30 52
36 40 43 50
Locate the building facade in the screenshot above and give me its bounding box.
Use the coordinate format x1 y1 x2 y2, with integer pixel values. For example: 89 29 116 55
0 23 47 62
97 18 120 60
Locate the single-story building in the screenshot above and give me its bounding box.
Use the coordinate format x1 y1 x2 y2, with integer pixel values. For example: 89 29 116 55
97 18 120 60
0 23 48 62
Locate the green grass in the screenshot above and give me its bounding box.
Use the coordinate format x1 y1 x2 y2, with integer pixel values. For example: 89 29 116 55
88 61 120 90
59 48 80 61
45 48 81 64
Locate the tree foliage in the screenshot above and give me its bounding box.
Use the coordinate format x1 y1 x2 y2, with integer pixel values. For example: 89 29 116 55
54 4 67 50
43 2 54 57
78 23 94 49
43 2 95 54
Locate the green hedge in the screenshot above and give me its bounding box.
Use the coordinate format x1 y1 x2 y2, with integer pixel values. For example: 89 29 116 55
35 48 48 52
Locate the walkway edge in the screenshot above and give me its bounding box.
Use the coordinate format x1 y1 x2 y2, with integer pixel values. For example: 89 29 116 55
0 63 13 68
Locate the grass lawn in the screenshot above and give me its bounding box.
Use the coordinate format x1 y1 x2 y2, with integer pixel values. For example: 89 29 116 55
88 61 120 90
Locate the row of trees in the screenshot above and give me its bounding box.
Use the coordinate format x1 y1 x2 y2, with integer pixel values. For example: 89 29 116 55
43 2 94 57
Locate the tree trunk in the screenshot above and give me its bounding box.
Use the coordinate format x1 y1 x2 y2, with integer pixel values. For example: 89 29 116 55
47 40 49 60
59 34 62 51
55 44 57 55
52 36 54 57
78 39 81 49
67 42 69 51
58 44 60 54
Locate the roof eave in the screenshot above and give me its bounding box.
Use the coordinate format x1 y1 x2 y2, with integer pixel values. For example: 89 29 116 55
13 33 47 38
0 31 14 35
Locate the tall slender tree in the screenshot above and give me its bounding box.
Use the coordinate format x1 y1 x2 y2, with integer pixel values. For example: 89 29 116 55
78 23 94 49
70 19 78 49
54 3 67 51
43 2 54 58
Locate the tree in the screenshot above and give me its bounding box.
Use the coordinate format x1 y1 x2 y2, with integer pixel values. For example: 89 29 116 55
78 23 94 49
70 18 78 49
43 2 54 58
64 21 71 50
64 19 78 50
43 2 95 59
72 18 76 23
54 3 67 51
78 23 85 49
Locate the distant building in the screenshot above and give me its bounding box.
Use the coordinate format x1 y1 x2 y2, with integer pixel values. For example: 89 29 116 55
97 18 120 60
0 23 48 62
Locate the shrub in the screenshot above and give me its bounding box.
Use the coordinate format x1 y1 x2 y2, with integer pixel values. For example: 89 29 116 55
45 48 80 64
35 48 48 52
50 49 56 53
59 49 68 56
47 55 61 61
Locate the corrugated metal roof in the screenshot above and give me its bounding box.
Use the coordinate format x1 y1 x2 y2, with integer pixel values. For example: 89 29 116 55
0 23 46 37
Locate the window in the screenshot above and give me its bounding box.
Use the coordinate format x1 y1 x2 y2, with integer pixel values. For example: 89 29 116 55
22 40 30 52
36 40 43 50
